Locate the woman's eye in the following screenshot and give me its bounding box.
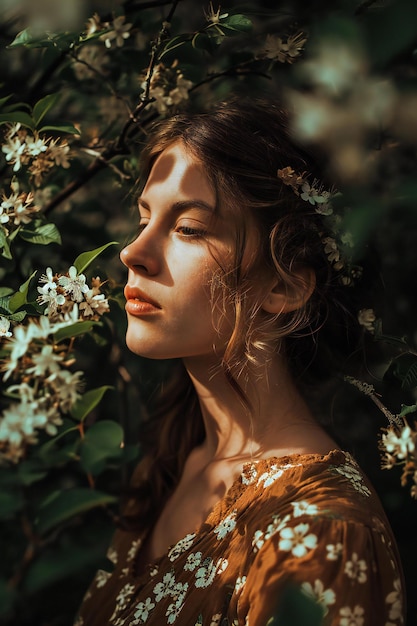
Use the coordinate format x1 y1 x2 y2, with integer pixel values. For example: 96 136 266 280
137 222 148 234
177 225 207 238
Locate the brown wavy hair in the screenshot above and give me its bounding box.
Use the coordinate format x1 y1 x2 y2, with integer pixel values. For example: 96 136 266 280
123 97 363 530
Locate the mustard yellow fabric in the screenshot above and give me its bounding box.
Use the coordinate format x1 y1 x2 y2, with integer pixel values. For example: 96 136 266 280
75 450 405 626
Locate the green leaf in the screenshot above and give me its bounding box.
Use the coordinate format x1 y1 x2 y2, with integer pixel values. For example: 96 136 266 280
80 421 124 474
191 32 214 53
0 228 12 259
390 354 417 390
7 311 26 322
39 123 81 135
17 459 48 486
19 221 62 245
73 241 118 274
53 320 97 342
36 488 116 535
0 287 13 297
0 111 34 129
71 386 113 422
9 271 37 312
0 296 11 314
0 490 24 520
221 14 252 32
38 439 79 466
0 95 12 108
8 27 38 47
399 404 417 417
160 34 191 58
33 93 61 126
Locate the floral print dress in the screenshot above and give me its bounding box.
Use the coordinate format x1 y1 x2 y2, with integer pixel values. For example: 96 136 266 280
75 450 405 626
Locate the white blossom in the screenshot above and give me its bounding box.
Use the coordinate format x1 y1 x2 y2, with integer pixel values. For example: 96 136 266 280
58 266 89 302
381 425 415 461
101 15 132 49
0 316 12 338
25 344 63 376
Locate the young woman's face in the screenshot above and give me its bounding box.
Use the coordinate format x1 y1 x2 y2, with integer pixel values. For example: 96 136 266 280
121 141 261 361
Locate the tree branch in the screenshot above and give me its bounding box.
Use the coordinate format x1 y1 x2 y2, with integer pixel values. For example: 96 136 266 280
43 0 182 215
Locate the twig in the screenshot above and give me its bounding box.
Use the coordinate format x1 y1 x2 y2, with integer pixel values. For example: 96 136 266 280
190 65 272 93
43 0 181 215
344 375 403 428
7 513 42 591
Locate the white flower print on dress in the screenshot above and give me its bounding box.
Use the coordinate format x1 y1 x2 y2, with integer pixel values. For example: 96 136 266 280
339 605 365 626
257 463 299 488
109 583 136 623
184 551 202 571
344 552 367 583
301 578 336 616
214 510 237 540
167 533 196 561
94 569 111 588
127 538 142 562
326 542 343 560
386 578 403 622
252 514 290 552
291 500 319 517
241 463 258 485
331 457 371 497
234 576 247 593
107 546 118 565
195 557 228 588
132 597 155 624
153 571 176 601
165 582 188 624
278 523 318 557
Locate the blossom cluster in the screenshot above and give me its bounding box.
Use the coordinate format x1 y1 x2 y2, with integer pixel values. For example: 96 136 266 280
85 13 133 49
0 267 110 463
0 313 84 463
37 266 109 321
258 32 307 64
379 422 417 498
277 166 359 285
0 184 40 232
141 62 193 115
1 123 70 185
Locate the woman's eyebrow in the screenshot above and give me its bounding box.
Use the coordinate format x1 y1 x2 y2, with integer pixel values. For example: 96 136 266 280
138 197 215 213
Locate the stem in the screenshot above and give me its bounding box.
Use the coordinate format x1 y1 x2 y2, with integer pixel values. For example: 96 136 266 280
78 421 95 488
7 514 41 591
43 0 182 215
344 376 403 428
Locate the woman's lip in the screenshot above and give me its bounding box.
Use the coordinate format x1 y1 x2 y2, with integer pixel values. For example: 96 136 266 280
124 286 161 308
125 299 160 316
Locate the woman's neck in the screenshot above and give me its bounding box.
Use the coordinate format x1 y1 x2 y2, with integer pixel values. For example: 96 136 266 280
183 351 337 465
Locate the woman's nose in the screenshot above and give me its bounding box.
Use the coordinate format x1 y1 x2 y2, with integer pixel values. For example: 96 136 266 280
120 230 160 275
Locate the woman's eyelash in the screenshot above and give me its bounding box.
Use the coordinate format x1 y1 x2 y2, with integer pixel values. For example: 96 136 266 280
177 226 207 237
135 222 207 238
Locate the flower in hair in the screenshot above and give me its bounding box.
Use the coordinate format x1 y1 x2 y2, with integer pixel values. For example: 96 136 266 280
277 167 361 285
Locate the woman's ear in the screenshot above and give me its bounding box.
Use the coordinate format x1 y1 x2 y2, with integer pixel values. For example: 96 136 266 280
261 267 316 314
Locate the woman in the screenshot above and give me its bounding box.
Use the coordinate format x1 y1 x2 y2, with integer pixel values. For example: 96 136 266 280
75 99 405 625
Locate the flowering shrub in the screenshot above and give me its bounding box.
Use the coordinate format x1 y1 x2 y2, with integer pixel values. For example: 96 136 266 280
0 0 417 624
